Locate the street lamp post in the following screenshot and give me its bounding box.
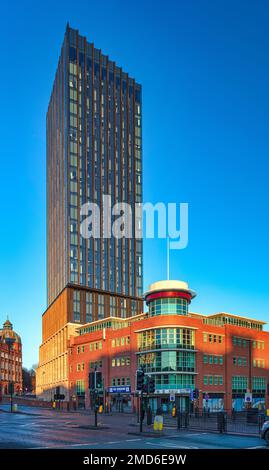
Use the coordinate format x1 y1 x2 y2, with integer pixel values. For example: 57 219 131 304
5 337 16 413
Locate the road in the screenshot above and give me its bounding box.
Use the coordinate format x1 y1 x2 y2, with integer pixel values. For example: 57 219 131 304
0 405 268 449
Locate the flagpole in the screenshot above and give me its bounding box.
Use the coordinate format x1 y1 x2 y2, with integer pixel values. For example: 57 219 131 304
167 237 170 280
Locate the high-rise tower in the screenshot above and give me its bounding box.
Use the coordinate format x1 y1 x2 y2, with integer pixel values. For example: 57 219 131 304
37 25 143 399
47 24 143 308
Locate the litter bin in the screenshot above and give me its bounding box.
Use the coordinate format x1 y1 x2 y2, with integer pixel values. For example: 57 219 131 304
12 404 18 412
153 414 163 432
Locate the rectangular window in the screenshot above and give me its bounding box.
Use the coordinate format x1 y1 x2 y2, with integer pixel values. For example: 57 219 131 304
73 290 80 322
203 333 207 343
203 355 208 364
209 376 213 385
204 376 208 385
76 380 85 396
86 292 93 323
209 356 213 364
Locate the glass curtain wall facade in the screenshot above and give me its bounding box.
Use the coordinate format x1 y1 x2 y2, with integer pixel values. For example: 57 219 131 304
137 327 196 391
47 25 143 314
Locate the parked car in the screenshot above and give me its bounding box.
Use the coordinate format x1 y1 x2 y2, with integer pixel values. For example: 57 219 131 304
261 419 269 445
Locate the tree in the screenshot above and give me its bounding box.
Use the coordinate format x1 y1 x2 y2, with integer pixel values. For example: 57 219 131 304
22 366 36 394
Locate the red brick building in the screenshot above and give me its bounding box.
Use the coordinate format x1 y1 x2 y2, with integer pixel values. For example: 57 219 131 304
0 319 23 399
68 280 269 414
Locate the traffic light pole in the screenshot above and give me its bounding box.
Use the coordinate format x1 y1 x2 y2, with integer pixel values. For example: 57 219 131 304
140 391 143 433
94 390 98 428
10 382 13 414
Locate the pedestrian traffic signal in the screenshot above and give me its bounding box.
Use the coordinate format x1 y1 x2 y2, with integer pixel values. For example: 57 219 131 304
193 388 199 399
136 369 144 391
148 377 155 394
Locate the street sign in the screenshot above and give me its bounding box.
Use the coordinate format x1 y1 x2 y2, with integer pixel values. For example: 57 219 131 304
107 386 131 394
244 393 252 403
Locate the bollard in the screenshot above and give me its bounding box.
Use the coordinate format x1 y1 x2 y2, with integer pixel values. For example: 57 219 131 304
147 407 152 426
177 411 181 429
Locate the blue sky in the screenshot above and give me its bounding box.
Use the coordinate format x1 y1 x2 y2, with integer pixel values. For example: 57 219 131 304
1 0 269 368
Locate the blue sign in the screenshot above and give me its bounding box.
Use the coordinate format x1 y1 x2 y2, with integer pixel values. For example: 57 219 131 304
108 386 131 394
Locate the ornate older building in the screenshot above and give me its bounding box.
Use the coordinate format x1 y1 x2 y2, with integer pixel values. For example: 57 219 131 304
0 318 22 398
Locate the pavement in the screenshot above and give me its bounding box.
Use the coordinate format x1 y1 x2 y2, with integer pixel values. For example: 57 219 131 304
0 404 268 449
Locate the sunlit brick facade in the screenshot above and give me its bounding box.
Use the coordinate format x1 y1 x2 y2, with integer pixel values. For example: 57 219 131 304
68 280 269 414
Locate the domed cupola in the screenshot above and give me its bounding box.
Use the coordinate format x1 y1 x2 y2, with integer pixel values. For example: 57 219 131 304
0 317 21 344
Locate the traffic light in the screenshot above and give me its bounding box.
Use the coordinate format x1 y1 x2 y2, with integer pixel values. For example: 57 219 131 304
89 371 103 390
89 372 95 390
136 369 144 391
193 388 199 399
95 371 103 390
148 377 155 394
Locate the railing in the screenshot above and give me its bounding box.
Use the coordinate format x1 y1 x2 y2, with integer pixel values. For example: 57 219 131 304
159 410 266 435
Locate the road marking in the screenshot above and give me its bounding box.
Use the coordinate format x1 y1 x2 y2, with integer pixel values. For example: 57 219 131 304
31 442 99 449
145 441 196 449
246 446 268 449
125 438 142 442
68 443 99 447
108 441 121 444
187 433 208 436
